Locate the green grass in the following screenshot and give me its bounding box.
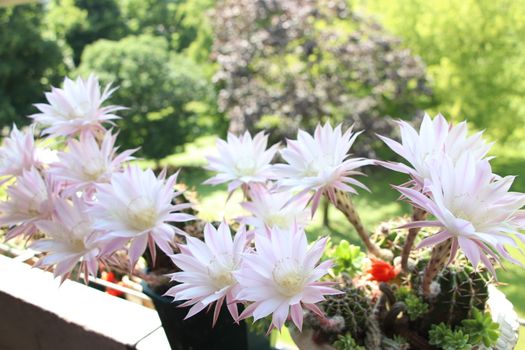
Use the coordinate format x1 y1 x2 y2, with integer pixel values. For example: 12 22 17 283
168 136 525 348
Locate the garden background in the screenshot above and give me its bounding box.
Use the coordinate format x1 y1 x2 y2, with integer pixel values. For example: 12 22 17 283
1 0 525 347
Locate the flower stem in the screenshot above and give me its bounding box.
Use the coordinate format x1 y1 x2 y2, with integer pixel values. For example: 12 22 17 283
422 239 452 296
333 189 391 260
401 206 427 272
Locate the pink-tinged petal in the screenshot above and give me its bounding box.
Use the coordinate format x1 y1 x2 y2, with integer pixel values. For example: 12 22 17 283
272 302 289 330
376 134 408 159
310 190 323 217
458 236 481 268
128 234 148 269
398 220 442 229
304 237 328 270
238 302 259 320
448 237 459 264
167 213 194 222
252 298 282 321
212 296 225 327
393 185 433 212
415 230 452 250
226 292 240 323
479 251 497 278
290 303 304 331
184 302 207 320
303 303 325 319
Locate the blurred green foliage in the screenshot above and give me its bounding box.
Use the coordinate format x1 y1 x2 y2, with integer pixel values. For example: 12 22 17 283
1 0 223 159
325 239 366 276
3 0 525 159
361 0 525 143
119 0 215 61
77 35 219 159
46 0 127 65
0 4 64 127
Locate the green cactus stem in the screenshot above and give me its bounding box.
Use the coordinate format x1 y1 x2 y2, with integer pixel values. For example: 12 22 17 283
425 264 490 328
422 239 452 296
322 285 371 343
333 189 391 259
401 206 427 271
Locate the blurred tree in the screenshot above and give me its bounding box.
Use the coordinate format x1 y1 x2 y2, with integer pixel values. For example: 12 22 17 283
46 0 127 65
212 0 432 156
0 4 63 128
362 0 525 142
119 0 215 61
77 35 219 161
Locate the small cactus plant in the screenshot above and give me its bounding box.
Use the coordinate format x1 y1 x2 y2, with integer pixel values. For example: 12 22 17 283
417 263 491 329
316 285 372 345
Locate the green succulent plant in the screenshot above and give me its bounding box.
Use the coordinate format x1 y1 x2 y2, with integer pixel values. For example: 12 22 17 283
328 240 366 276
428 323 472 350
333 334 365 350
395 287 429 321
460 308 499 347
404 293 429 321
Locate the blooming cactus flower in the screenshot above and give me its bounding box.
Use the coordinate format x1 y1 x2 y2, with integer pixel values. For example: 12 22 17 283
0 167 55 239
90 166 194 268
31 74 124 138
240 184 310 234
397 155 525 275
0 125 39 183
367 258 399 282
204 131 278 192
48 130 135 195
31 196 102 282
274 123 372 214
166 222 248 325
235 226 340 332
378 113 492 189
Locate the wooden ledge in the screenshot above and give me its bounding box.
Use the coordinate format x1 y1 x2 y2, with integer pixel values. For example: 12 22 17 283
0 255 170 350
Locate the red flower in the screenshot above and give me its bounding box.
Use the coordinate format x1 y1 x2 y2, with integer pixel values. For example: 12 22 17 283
367 258 399 282
101 271 124 297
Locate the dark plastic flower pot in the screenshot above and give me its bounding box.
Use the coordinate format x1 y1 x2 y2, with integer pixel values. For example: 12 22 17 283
142 282 252 350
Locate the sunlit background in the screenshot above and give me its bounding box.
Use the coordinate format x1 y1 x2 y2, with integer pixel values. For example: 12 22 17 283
1 0 525 348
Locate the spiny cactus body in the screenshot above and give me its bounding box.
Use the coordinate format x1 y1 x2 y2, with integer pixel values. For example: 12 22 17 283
416 263 491 331
317 285 372 345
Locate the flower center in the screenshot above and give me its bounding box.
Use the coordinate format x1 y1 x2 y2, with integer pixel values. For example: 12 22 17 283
302 161 320 177
272 258 307 297
71 220 92 240
70 238 87 253
207 255 237 290
26 189 48 216
82 158 106 181
127 196 157 231
68 101 91 120
234 157 257 176
265 214 289 229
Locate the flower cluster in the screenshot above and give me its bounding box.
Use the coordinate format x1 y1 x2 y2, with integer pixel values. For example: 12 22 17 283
169 122 375 331
169 115 525 333
379 113 525 274
168 222 339 331
0 75 193 281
